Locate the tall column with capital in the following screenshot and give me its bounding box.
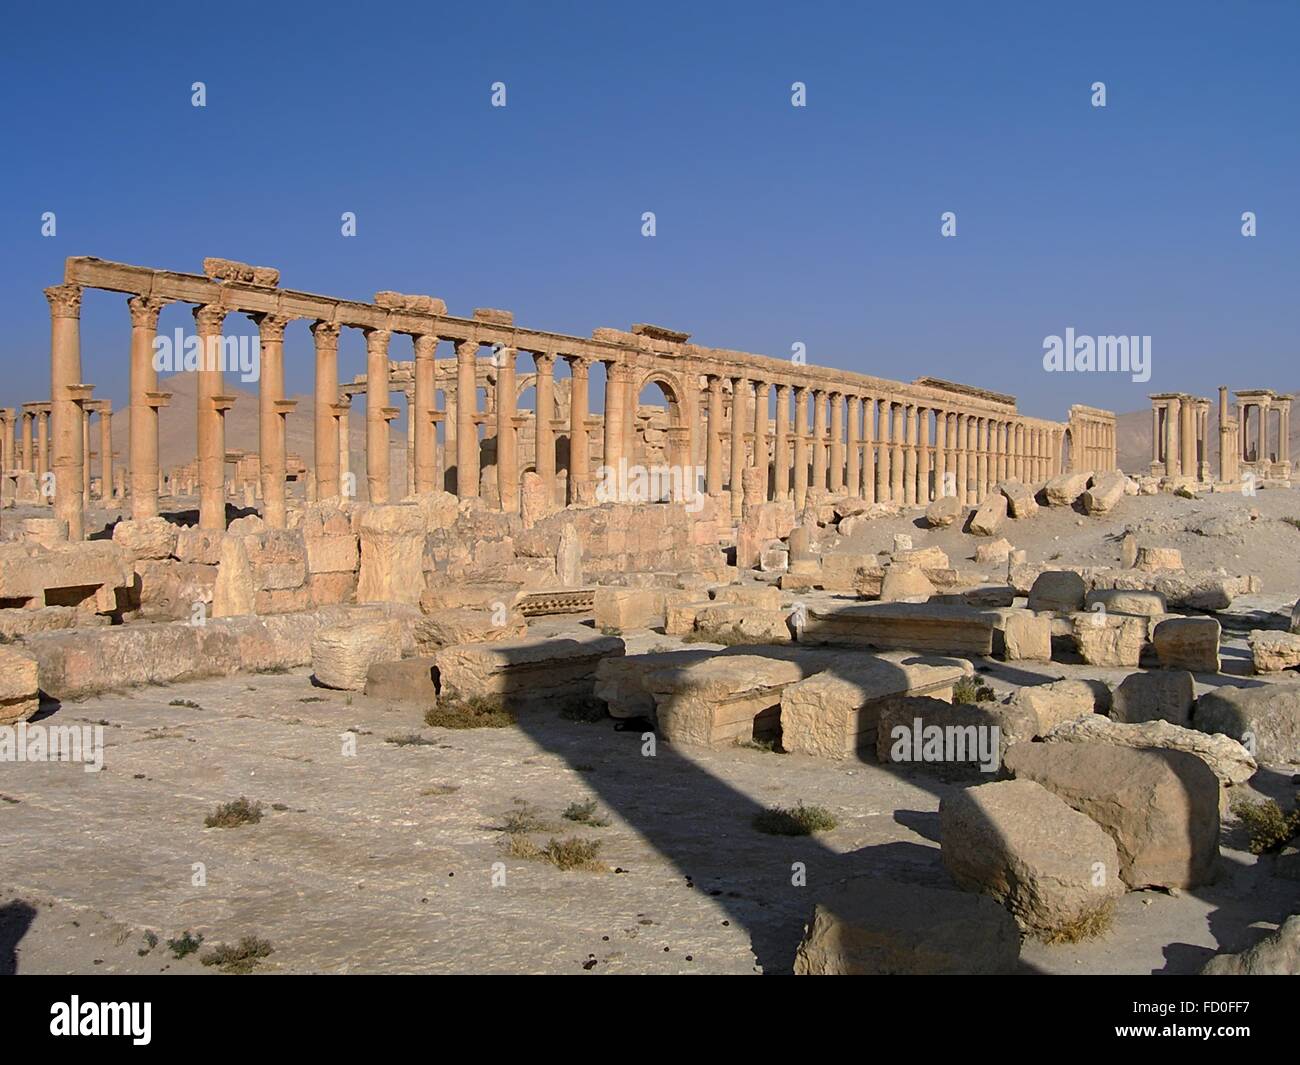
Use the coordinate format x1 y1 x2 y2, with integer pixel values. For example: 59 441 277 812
364 328 393 504
81 408 91 504
862 397 876 504
337 398 351 489
931 409 946 500
127 296 167 518
811 390 828 492
918 408 932 503
566 356 590 504
20 413 33 474
752 381 769 499
46 284 84 539
193 304 229 530
496 347 519 512
252 314 293 525
877 400 892 502
413 334 438 494
99 409 113 502
889 401 904 503
456 338 479 498
902 404 917 506
774 384 791 500
534 352 557 503
310 322 341 499
828 392 844 493
1165 395 1181 478
706 375 724 497
37 411 49 485
729 377 748 519
846 395 861 498
793 386 810 510
603 360 625 483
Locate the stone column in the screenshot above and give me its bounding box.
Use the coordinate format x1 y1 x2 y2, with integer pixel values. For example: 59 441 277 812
730 377 748 520
902 404 917 506
1179 395 1196 477
310 322 341 499
931 409 945 500
193 304 229 530
793 386 810 510
99 409 113 502
495 347 519 512
918 408 932 503
455 338 479 499
363 328 392 505
566 356 590 505
337 399 351 489
1151 403 1161 469
774 384 791 500
752 381 770 498
862 397 876 505
534 352 558 504
46 284 84 539
20 413 33 474
1164 395 1181 478
413 334 438 494
890 401 905 503
37 411 49 484
828 392 844 493
706 375 724 497
81 408 91 504
603 360 625 482
811 390 828 492
127 296 167 519
1279 399 1291 467
1216 387 1231 483
251 314 292 526
846 395 861 498
965 416 979 503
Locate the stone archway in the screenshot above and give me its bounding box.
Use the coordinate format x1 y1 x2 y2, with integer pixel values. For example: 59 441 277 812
634 369 689 471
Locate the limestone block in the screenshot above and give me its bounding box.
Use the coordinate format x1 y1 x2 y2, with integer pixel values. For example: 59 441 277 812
556 524 583 587
434 633 624 710
924 494 963 528
594 587 664 632
1152 616 1220 673
693 604 794 644
0 645 39 725
356 504 427 606
1001 610 1051 662
305 533 360 575
0 606 78 640
801 602 995 656
998 480 1039 519
1084 588 1166 617
1010 679 1102 735
311 619 404 690
646 653 805 747
968 492 1007 537
1201 916 1300 975
594 648 715 719
1043 471 1091 506
245 530 307 591
1135 546 1183 572
1071 612 1146 668
132 560 216 621
1004 742 1220 889
710 585 782 609
365 656 438 704
308 571 357 608
876 695 1035 773
1027 570 1086 612
1111 670 1195 726
111 516 178 561
878 564 935 603
975 538 1014 565
1042 715 1256 787
175 527 225 565
793 878 1020 975
940 779 1124 934
1194 683 1300 765
1081 470 1127 515
1249 630 1300 673
213 535 256 618
21 519 66 548
412 607 527 655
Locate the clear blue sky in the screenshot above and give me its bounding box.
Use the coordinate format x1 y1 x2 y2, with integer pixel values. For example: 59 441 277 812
2 0 1296 420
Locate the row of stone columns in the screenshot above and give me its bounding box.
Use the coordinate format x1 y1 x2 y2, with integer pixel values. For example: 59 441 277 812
1237 392 1291 469
704 378 1061 516
0 408 50 477
1151 393 1214 483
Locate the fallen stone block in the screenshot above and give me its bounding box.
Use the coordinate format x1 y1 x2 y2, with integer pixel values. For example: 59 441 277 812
1112 670 1194 726
1135 545 1183 572
412 607 528 655
940 779 1124 935
999 609 1052 662
709 584 782 609
0 541 133 614
645 654 802 746
999 480 1039 519
925 494 963 528
420 582 524 613
1153 616 1220 673
974 538 1014 565
1004 742 1220 889
1194 683 1300 765
876 695 1034 774
312 619 405 690
1027 570 1086 612
1042 715 1256 787
0 606 79 640
780 655 973 759
1249 630 1300 673
1010 679 1103 735
594 648 716 720
1071 612 1146 668
1200 915 1300 976
111 516 178 561
1081 470 1127 515
800 602 994 656
0 645 39 724
356 504 426 606
968 492 1007 537
878 564 935 603
212 535 256 618
692 604 794 644
365 656 438 704
434 633 625 712
1084 588 1166 617
594 587 664 632
1044 471 1091 506
793 877 1021 975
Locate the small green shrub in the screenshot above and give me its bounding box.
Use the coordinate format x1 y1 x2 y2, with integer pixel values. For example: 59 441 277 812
952 676 995 704
1233 794 1300 854
753 802 838 836
563 799 610 827
425 695 515 729
204 797 263 829
166 931 204 959
200 935 274 974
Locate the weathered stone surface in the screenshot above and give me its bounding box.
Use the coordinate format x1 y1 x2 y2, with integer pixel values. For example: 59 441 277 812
0 605 79 639
801 602 994 656
1292 597 1300 635
968 492 1007 537
364 656 438 703
1044 471 1091 506
1081 471 1127 515
556 524 583 587
412 607 528 655
1200 915 1300 975
1001 610 1052 662
877 695 1033 773
111 517 178 561
594 587 663 632
1042 715 1257 787
1071 613 1146 668
420 582 524 613
692 603 794 644
793 878 1021 975
1004 742 1220 889
999 480 1039 519
212 535 256 618
1249 630 1300 673
710 584 782 609
175 527 224 565
434 633 624 711
1027 570 1086 612
878 564 935 603
940 779 1124 934
1011 679 1101 734
975 538 1014 565
1111 670 1195 726
1152 617 1220 673
1084 588 1166 617
595 648 715 720
780 655 973 759
1135 546 1183 572
925 494 963 528
0 541 133 613
0 645 39 724
356 505 426 606
311 619 404 690
1194 683 1300 765
646 653 806 747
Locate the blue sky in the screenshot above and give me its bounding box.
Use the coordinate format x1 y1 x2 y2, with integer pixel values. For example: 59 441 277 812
2 0 1296 419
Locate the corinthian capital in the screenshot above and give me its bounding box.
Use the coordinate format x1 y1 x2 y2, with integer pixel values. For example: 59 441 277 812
251 312 295 342
413 334 438 359
193 304 228 331
127 295 168 330
44 284 83 319
310 320 341 348
364 328 392 355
